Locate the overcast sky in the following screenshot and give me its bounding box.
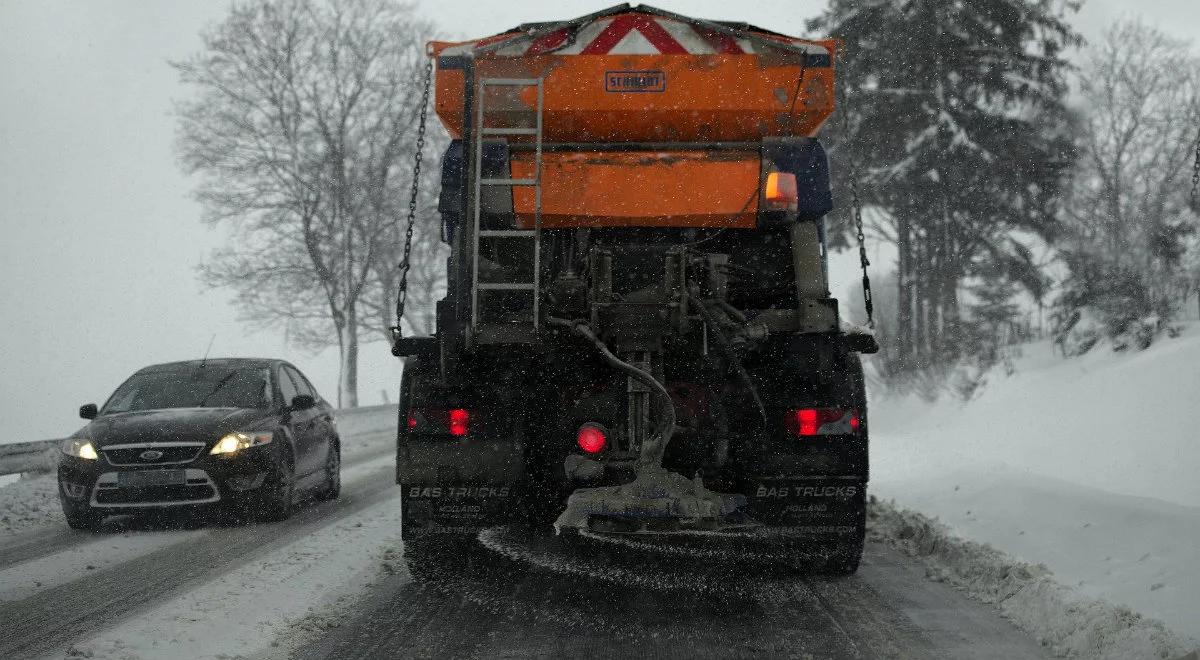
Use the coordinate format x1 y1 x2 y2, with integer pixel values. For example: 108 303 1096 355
1 0 1198 443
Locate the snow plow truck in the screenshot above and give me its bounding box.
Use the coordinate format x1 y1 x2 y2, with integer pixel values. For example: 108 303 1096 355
392 4 878 574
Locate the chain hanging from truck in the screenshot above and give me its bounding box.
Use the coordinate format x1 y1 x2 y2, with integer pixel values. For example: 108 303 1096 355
836 79 875 329
392 60 434 342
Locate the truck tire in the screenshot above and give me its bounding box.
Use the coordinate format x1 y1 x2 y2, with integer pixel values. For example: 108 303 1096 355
402 533 476 582
822 540 864 575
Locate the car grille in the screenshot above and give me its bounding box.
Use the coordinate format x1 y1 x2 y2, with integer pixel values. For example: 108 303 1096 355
91 469 221 507
102 443 205 466
94 484 217 505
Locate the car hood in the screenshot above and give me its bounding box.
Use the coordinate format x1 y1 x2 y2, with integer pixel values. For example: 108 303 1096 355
84 408 270 447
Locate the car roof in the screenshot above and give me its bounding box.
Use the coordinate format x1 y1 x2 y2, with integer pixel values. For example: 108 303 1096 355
135 358 286 374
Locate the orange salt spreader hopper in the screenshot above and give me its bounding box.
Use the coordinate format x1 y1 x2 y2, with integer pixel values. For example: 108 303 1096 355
426 4 838 229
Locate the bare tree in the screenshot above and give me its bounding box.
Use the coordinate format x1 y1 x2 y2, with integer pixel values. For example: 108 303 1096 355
359 130 448 341
175 0 435 406
1064 20 1200 314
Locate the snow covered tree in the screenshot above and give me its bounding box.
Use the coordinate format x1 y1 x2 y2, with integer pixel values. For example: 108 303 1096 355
811 0 1080 378
175 0 437 406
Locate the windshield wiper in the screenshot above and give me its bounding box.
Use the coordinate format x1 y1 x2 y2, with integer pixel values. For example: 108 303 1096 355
196 372 240 407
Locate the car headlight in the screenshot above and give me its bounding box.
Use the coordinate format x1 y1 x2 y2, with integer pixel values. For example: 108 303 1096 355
210 431 274 455
62 439 99 460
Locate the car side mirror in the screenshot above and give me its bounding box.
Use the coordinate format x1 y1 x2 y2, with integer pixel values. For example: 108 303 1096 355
290 394 316 411
79 403 98 420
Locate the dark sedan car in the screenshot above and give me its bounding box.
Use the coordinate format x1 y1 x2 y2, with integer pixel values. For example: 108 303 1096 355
58 358 340 530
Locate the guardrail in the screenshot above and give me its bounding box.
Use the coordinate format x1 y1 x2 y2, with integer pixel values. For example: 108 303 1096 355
0 404 399 478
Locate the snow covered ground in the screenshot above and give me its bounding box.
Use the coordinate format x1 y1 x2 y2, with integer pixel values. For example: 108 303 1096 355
870 325 1200 645
0 472 62 537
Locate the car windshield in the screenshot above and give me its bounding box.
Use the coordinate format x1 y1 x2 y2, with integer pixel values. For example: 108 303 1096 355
102 367 272 413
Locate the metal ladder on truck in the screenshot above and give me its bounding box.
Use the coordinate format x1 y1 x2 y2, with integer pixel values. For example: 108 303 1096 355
469 77 544 345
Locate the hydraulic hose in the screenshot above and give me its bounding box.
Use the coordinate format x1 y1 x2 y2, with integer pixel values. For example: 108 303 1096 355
546 317 676 468
716 299 748 324
691 299 769 429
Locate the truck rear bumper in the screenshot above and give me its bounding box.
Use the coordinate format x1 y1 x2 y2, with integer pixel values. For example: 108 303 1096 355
397 438 527 538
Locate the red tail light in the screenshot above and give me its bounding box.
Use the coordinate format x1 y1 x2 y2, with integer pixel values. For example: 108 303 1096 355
405 408 471 437
448 409 470 437
576 423 608 454
785 408 859 437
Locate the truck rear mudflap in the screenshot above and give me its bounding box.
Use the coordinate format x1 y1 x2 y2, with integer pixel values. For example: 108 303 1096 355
741 476 866 538
397 434 527 538
401 483 518 538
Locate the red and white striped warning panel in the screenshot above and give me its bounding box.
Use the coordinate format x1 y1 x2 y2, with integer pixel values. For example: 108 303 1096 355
436 8 831 60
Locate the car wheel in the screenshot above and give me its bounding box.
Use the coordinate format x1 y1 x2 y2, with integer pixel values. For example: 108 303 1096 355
62 501 103 532
259 449 295 522
317 442 340 502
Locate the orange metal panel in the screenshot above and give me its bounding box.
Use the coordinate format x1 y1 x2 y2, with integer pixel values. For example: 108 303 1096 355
509 151 760 228
433 52 835 143
434 68 466 139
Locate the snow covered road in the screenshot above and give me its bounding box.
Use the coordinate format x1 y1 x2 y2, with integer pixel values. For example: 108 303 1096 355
0 403 1191 659
297 528 1048 659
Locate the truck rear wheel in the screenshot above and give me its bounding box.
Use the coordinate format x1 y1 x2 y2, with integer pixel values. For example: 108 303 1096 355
402 533 474 582
822 539 864 575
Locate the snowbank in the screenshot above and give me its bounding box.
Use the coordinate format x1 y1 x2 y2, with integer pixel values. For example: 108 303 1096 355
871 327 1200 507
868 498 1197 660
0 473 62 536
869 325 1200 649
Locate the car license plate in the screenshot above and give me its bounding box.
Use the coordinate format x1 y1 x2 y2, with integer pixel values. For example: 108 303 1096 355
118 470 186 487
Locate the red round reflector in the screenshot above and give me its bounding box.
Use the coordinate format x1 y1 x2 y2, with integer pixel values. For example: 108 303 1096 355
448 409 469 437
576 424 607 454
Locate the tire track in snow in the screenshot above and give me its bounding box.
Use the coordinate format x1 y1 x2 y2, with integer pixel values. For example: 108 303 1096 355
0 456 397 659
300 529 1049 659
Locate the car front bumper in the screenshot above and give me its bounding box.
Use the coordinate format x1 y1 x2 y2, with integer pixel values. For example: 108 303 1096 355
58 444 280 510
